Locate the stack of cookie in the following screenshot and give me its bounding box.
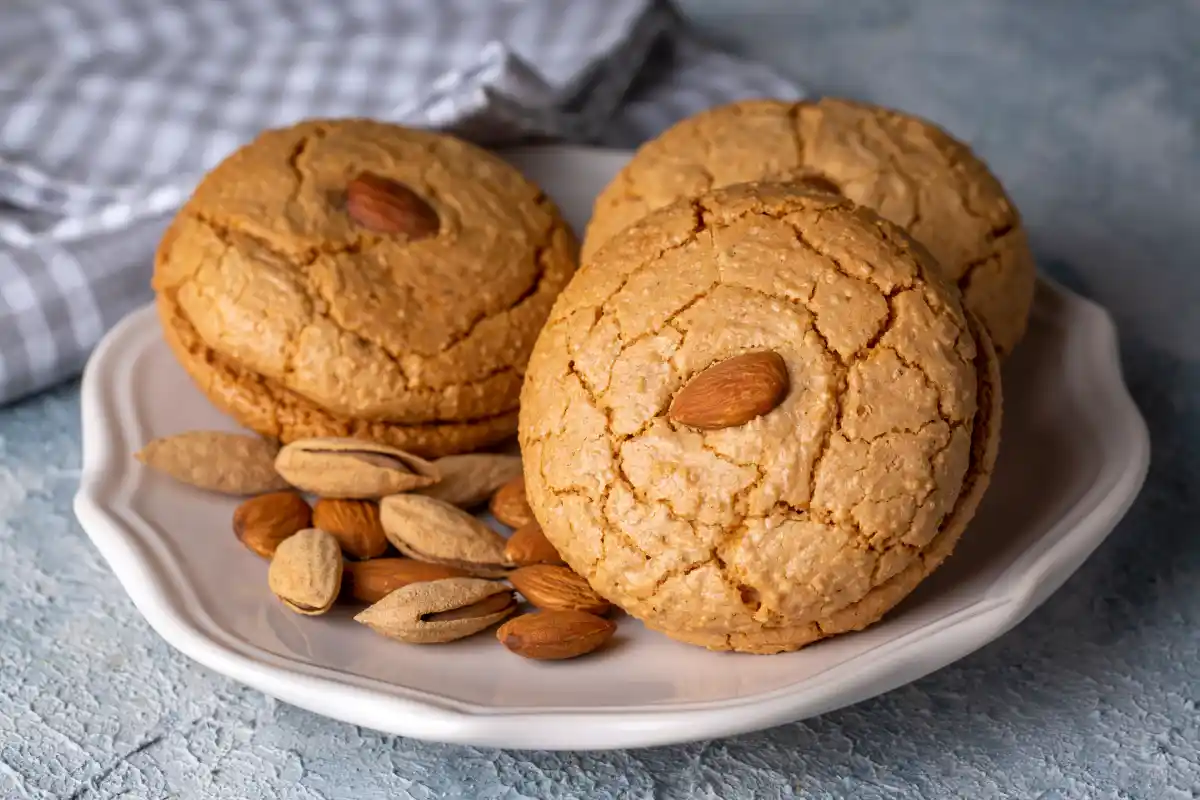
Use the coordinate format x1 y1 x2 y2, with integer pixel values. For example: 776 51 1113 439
154 119 578 457
519 98 1032 653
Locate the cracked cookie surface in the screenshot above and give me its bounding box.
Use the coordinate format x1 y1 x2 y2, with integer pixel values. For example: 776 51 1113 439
154 119 577 455
520 183 1002 654
583 98 1035 357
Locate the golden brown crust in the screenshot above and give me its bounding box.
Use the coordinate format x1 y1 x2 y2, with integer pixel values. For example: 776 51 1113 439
155 118 577 430
583 97 1035 357
158 289 518 457
521 183 1002 653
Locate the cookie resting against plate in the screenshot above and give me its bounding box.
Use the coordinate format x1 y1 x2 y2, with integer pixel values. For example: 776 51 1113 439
520 182 1002 654
583 97 1036 358
153 119 578 457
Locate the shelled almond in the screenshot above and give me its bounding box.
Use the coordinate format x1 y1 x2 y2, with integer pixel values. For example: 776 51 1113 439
140 426 619 660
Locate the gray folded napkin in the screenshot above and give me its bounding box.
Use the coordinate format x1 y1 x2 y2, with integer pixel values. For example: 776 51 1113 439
0 0 802 403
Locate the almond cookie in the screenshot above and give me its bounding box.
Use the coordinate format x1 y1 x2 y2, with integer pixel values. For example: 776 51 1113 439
521 183 1002 654
584 98 1035 357
154 119 577 456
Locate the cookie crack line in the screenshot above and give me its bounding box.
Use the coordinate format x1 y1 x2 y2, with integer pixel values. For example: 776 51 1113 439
566 357 620 440
695 436 761 475
914 421 966 513
283 125 327 209
957 250 1008 299
607 281 719 388
789 213 910 298
771 500 856 535
710 545 753 614
900 159 924 232
786 101 807 167
883 342 958 422
612 456 696 529
867 119 930 232
431 240 551 357
635 552 718 608
808 361 848 512
188 208 360 268
819 416 965 499
854 414 962 447
180 210 409 386
609 523 652 563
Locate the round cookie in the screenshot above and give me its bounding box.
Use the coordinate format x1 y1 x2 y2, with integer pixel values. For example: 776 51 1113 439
520 182 1002 654
583 97 1035 357
154 119 577 456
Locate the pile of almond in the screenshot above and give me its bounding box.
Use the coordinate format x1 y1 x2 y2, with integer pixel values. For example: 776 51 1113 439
135 432 616 660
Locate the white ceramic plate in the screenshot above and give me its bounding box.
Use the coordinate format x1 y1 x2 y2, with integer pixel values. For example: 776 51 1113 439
74 146 1150 751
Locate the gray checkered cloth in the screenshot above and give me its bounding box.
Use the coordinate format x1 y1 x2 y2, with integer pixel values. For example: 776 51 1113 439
0 0 802 404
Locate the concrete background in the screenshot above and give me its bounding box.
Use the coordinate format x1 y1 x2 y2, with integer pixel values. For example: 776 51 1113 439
2 1 1198 797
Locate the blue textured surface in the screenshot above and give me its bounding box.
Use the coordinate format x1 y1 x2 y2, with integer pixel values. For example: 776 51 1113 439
2 1 1198 797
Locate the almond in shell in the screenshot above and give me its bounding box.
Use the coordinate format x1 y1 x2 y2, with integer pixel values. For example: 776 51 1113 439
497 610 616 660
354 577 516 643
267 528 342 615
342 558 471 604
233 491 313 558
504 521 565 566
416 453 523 508
489 476 535 528
274 437 439 498
313 498 388 559
668 351 790 430
135 431 288 495
380 494 512 577
508 564 610 615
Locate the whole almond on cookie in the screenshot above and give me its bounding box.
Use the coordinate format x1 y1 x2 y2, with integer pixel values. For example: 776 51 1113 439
504 521 564 566
380 494 512 577
268 528 342 615
233 492 313 557
342 558 471 604
135 431 288 495
312 498 388 560
508 565 610 615
489 476 535 528
274 438 439 498
416 454 523 508
354 577 516 643
497 610 616 660
668 351 790 430
346 172 440 238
